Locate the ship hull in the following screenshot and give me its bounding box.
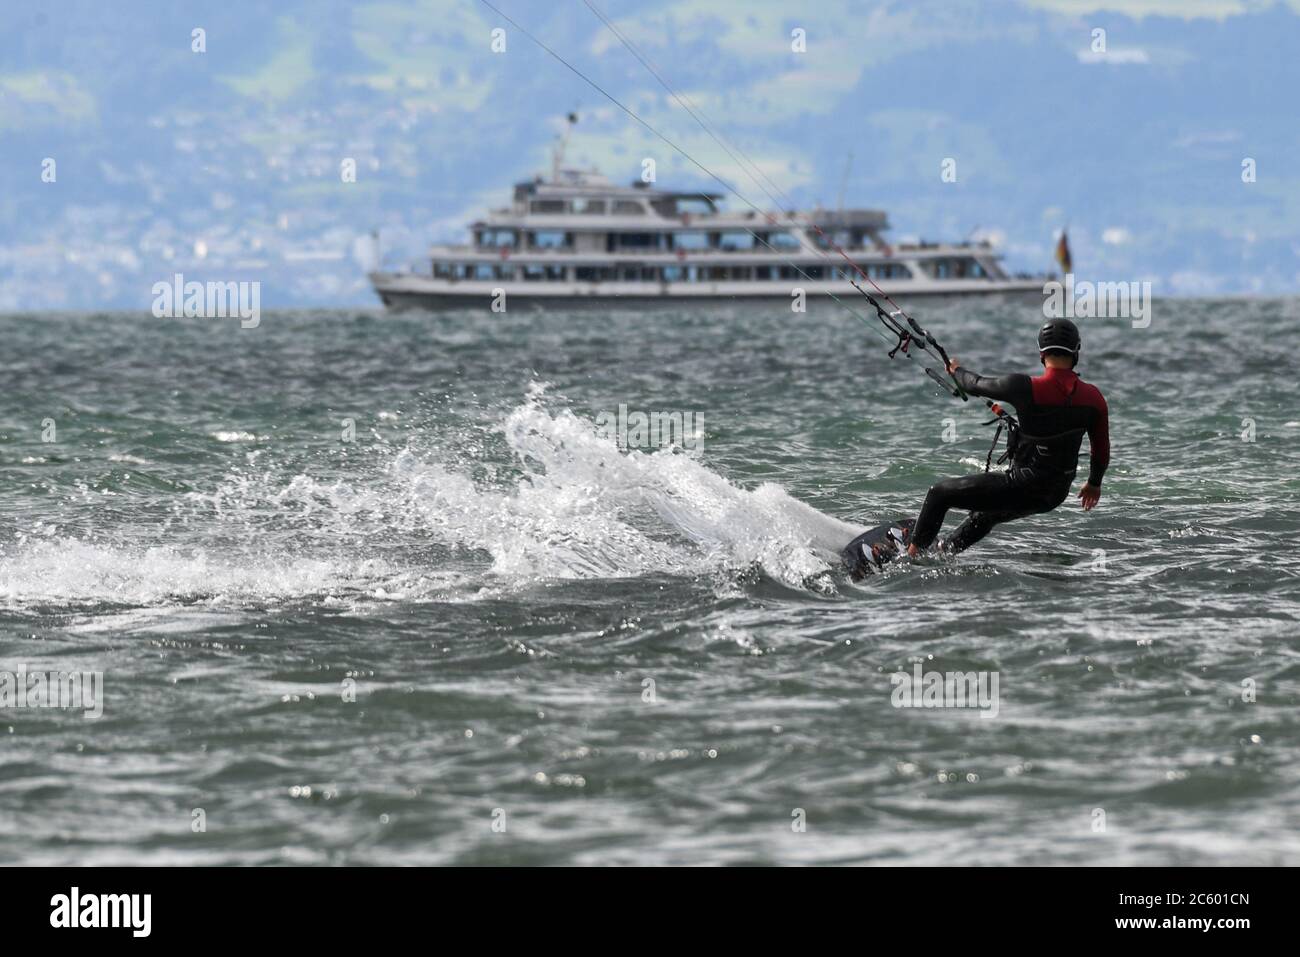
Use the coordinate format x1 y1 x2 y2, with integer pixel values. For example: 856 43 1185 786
369 273 1047 312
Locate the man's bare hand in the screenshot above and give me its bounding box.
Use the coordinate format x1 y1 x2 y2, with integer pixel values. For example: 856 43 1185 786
947 358 961 373
1078 483 1101 511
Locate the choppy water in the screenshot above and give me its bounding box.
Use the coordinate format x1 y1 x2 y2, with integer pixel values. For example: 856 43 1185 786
1 298 1298 865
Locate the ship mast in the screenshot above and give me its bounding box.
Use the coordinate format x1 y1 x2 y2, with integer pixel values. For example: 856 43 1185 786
837 151 853 212
551 111 578 183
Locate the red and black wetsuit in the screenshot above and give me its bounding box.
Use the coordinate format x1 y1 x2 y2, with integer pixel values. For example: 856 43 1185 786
911 365 1110 553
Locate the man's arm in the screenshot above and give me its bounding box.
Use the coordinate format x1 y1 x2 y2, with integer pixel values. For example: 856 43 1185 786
1086 396 1110 487
1077 389 1109 511
950 366 1033 406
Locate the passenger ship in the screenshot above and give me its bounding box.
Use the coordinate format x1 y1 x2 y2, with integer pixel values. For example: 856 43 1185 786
370 153 1046 310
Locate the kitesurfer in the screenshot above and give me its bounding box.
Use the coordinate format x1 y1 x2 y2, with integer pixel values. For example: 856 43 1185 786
906 318 1110 556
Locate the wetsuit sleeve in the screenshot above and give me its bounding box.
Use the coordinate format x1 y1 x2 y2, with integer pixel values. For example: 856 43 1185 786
1087 394 1110 486
951 368 1032 406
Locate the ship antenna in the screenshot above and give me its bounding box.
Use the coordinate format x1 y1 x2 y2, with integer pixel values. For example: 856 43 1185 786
552 110 578 182
837 151 853 212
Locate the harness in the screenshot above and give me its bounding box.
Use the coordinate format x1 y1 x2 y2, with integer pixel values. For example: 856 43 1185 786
983 404 1020 472
988 374 1083 474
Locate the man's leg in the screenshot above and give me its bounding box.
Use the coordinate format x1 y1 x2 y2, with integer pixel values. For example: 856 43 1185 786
910 472 1022 551
942 509 1032 554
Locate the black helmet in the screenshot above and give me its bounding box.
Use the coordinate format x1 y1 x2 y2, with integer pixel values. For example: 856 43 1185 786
1038 318 1081 363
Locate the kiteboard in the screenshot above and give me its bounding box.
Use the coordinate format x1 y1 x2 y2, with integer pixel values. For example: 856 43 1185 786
840 518 915 580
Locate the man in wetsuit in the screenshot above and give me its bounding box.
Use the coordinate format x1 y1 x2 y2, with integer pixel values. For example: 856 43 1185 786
906 317 1109 556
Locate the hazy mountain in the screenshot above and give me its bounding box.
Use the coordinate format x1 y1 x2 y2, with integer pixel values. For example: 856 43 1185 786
2 0 1297 310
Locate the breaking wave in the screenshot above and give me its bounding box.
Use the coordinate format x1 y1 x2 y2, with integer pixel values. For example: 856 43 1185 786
0 391 863 607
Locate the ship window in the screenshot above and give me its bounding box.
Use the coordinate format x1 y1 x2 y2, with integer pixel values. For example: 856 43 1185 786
530 199 567 214
767 232 801 250
433 262 451 278
573 199 606 214
530 231 570 249
641 267 659 281
473 264 495 280
927 258 986 279
576 266 617 282
754 266 774 280
676 197 714 215
662 266 683 282
524 265 567 281
478 229 517 247
612 200 644 215
814 230 854 249
865 263 912 280
718 232 755 251
805 265 824 280
617 233 657 248
674 232 708 250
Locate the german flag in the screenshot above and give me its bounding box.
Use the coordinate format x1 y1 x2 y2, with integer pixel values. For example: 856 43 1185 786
1055 229 1072 275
